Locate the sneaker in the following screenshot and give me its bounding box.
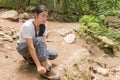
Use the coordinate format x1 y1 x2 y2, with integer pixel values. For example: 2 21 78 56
41 66 60 80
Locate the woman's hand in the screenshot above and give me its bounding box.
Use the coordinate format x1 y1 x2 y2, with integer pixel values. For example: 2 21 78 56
25 38 46 74
37 66 46 74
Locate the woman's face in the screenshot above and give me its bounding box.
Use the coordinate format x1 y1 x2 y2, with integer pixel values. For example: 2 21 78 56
36 11 48 24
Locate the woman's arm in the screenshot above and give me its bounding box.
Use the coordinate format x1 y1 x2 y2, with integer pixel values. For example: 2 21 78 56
25 38 46 74
43 35 46 40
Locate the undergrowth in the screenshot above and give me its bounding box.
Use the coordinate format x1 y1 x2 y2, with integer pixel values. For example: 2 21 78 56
75 15 120 55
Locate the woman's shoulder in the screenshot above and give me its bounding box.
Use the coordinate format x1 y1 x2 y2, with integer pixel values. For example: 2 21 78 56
22 19 34 27
24 19 34 25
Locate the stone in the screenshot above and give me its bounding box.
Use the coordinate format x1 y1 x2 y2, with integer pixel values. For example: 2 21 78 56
114 66 120 72
16 32 20 39
0 31 5 36
18 12 29 19
46 31 62 42
64 34 76 43
3 35 13 42
58 28 72 36
1 10 18 19
96 67 109 76
0 37 3 41
12 34 17 39
4 31 11 35
98 36 114 46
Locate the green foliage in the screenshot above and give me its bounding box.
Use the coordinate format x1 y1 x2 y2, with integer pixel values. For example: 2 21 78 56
78 15 120 53
79 15 119 41
0 0 16 9
0 0 29 10
25 6 35 12
0 0 120 21
92 0 120 16
80 15 101 24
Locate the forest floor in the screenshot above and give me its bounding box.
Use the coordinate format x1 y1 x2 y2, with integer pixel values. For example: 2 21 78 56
0 12 120 80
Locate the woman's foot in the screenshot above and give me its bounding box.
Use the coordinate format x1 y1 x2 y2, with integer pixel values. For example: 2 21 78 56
41 60 60 80
41 65 60 80
41 60 52 69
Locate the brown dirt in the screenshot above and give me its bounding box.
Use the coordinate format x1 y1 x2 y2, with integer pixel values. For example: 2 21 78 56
0 16 120 80
0 17 85 80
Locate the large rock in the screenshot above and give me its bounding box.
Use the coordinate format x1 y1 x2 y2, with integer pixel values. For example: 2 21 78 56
0 31 5 36
0 27 17 42
18 12 29 19
64 34 76 43
1 10 18 21
46 31 62 42
95 67 109 76
97 36 114 47
58 48 91 80
3 35 13 42
58 28 73 36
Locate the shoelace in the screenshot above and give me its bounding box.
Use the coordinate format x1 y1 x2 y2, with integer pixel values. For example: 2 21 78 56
46 65 56 76
46 70 56 76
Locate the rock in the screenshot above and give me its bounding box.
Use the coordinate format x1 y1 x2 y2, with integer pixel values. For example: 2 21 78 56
3 35 13 42
114 66 120 72
1 10 18 19
72 70 78 77
18 12 29 19
12 34 17 39
97 36 114 47
64 34 76 43
10 28 17 37
95 67 109 76
4 31 11 35
0 37 3 41
0 31 5 36
71 26 80 32
16 32 20 39
0 27 17 42
58 64 64 71
58 28 72 36
46 31 62 42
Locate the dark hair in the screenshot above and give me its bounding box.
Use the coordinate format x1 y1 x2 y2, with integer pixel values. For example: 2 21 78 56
33 5 48 15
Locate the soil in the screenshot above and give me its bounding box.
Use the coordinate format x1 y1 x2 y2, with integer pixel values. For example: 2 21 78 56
0 15 120 80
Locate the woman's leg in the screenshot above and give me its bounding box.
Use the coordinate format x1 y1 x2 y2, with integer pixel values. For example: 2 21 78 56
16 37 58 67
47 47 58 60
16 42 34 64
17 37 59 79
33 37 52 68
33 37 58 68
33 37 49 62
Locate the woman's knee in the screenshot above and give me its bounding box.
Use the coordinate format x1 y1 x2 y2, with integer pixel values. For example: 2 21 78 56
47 47 58 60
38 55 49 62
49 52 58 60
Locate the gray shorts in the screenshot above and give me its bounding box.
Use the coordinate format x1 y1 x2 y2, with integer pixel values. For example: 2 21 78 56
16 37 58 62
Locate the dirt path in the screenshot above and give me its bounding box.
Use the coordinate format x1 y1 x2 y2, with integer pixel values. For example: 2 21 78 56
1 17 120 80
0 18 86 80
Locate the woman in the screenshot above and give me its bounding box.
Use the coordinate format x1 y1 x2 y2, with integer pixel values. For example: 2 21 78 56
16 5 59 80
